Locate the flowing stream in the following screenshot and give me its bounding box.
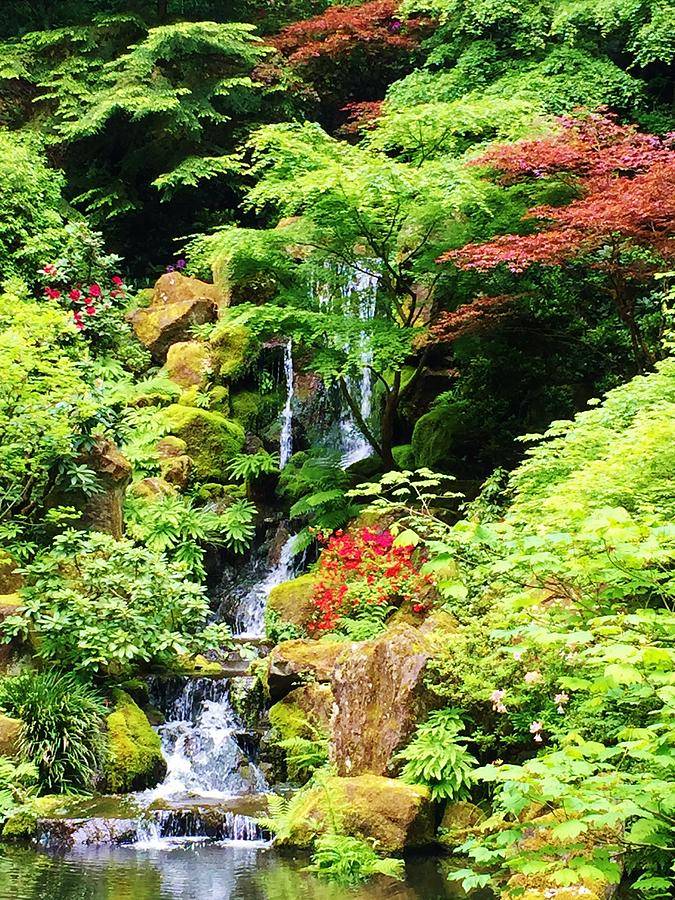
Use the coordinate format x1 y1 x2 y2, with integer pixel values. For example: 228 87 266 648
279 338 294 468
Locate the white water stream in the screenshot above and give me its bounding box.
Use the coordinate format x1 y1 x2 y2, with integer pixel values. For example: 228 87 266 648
279 338 294 468
233 534 297 638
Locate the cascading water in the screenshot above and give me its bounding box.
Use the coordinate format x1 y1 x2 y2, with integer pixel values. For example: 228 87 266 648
232 533 298 638
145 679 267 805
337 266 378 467
279 338 294 468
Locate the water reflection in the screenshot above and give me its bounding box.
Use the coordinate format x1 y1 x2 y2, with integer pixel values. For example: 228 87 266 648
0 844 475 900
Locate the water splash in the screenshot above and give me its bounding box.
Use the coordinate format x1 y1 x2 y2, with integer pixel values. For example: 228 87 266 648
279 339 294 468
144 679 267 805
134 810 267 850
233 534 298 638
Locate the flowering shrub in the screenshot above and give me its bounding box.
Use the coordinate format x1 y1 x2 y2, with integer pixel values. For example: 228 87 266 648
309 527 434 634
41 264 127 334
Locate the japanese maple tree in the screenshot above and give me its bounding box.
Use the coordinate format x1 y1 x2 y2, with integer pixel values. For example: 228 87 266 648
438 113 675 367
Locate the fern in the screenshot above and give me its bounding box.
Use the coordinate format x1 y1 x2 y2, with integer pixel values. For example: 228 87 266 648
227 450 280 482
396 709 477 801
307 834 405 886
278 734 329 782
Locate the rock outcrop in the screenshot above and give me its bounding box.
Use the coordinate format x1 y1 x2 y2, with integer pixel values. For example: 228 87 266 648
101 690 166 793
127 272 220 361
330 622 436 776
0 714 22 758
81 437 132 539
265 639 344 701
163 404 245 482
165 340 212 388
266 573 319 636
275 774 435 853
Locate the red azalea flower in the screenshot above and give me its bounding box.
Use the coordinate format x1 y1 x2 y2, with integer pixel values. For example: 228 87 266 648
85 305 96 316
111 275 124 286
88 283 102 298
44 287 61 299
42 263 58 276
69 288 82 301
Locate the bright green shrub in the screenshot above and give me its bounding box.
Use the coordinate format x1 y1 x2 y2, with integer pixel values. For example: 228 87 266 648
0 672 106 793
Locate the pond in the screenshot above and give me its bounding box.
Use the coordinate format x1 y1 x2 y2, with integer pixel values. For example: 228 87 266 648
0 843 480 900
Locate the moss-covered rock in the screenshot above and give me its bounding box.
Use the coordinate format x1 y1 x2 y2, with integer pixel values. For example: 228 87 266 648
330 623 436 777
275 774 434 853
102 690 166 793
411 402 465 471
0 714 22 758
128 477 176 499
163 404 245 482
265 639 344 702
266 574 319 637
165 341 212 389
0 552 22 594
174 654 226 678
230 389 282 434
127 273 220 362
209 320 259 382
438 801 484 848
269 683 333 741
392 443 416 469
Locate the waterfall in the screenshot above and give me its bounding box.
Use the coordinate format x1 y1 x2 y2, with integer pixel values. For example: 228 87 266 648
279 339 294 468
336 266 379 467
143 679 267 806
233 534 297 638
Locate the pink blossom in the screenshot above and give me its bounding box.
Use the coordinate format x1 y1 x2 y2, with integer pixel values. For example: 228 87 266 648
490 689 508 713
529 721 543 742
524 670 543 685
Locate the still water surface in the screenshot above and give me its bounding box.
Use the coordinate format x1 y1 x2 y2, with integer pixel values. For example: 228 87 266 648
0 843 474 900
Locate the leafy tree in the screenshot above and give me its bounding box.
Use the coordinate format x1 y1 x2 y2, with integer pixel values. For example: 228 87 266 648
439 113 675 368
0 530 231 675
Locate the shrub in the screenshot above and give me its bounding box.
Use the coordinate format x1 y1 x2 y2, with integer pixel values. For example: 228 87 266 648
0 531 230 676
307 833 405 886
397 709 477 801
0 672 106 793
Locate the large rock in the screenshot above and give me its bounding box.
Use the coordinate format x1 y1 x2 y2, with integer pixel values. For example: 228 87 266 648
101 690 166 793
411 402 465 472
275 774 434 853
209 320 259 382
269 683 334 741
0 552 22 594
165 340 213 388
265 639 344 702
266 573 319 637
82 437 132 539
0 714 22 758
127 272 220 361
330 623 436 776
163 404 245 482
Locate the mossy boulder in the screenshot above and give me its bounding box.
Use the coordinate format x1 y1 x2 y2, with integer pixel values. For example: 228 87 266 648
165 340 212 389
230 389 282 434
209 320 259 382
275 774 434 853
0 714 22 758
102 690 166 793
163 404 245 482
266 574 319 637
392 443 416 469
411 402 465 471
127 272 220 362
269 683 333 741
128 477 176 499
265 639 344 702
438 801 484 848
330 623 436 777
0 552 22 594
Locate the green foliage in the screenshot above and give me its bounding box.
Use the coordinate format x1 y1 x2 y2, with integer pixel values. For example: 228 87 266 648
125 491 256 573
227 450 279 482
397 709 477 801
0 757 38 824
0 531 227 676
307 833 405 886
278 734 329 782
0 672 106 793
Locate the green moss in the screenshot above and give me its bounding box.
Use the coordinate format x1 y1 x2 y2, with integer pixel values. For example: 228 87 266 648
266 574 319 637
411 402 465 471
0 713 22 758
392 443 415 469
276 774 434 853
209 320 259 382
269 684 333 742
165 340 212 389
1 808 37 841
174 654 225 677
230 388 281 433
102 690 166 793
164 403 245 482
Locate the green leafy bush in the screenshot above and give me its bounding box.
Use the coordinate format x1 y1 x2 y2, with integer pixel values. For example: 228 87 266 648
0 672 106 793
307 833 405 886
397 709 477 800
227 450 280 482
0 531 228 676
0 757 38 823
